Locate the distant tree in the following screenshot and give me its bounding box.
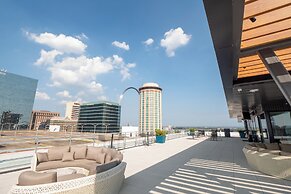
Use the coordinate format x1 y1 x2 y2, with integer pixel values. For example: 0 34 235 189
189 128 197 139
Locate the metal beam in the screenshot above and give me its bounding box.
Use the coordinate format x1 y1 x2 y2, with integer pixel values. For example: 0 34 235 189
258 48 291 106
240 38 291 58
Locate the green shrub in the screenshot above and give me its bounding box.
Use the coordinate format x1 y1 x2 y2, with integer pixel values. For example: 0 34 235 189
155 129 166 136
189 128 196 133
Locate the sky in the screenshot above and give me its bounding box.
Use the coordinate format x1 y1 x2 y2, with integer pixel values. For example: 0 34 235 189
0 0 242 127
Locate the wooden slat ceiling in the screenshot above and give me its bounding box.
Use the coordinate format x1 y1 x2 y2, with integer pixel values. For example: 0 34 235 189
238 48 291 78
238 0 291 78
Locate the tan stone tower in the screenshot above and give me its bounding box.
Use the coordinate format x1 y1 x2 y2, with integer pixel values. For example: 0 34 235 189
139 83 162 134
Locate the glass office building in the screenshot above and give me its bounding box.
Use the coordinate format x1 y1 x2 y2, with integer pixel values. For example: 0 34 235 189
77 101 121 133
0 71 38 129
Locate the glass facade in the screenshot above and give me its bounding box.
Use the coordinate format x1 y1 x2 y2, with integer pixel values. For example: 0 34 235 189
0 71 38 129
77 101 121 133
270 111 291 137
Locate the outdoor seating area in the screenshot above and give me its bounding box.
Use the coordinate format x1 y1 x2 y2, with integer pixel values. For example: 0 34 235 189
9 146 126 194
243 142 291 180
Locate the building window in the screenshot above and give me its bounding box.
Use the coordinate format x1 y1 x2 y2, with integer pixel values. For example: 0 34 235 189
270 111 291 137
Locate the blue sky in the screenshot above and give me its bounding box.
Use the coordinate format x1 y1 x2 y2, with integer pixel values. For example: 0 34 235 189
0 0 242 127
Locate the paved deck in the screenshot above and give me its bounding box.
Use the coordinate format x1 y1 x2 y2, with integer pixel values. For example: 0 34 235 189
120 137 291 194
1 136 291 193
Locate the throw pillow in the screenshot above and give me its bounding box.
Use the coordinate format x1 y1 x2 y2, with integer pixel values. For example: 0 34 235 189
96 153 106 164
105 153 112 163
70 146 87 159
86 146 103 160
37 152 48 163
62 152 74 162
96 160 118 173
48 146 70 161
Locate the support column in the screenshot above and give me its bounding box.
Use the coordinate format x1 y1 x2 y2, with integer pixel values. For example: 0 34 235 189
257 116 264 143
265 112 275 143
258 48 291 106
244 120 249 139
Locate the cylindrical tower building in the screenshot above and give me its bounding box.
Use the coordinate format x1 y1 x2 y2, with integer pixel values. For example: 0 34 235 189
139 83 162 134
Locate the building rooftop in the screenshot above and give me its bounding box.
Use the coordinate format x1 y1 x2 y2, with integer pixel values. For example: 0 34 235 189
1 136 290 193
142 83 160 87
81 101 120 106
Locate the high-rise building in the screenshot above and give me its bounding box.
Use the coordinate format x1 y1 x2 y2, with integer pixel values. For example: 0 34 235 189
65 102 80 120
139 83 162 134
0 71 38 129
78 101 121 133
30 110 60 130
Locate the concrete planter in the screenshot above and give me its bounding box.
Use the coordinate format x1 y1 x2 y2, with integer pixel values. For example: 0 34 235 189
156 136 166 143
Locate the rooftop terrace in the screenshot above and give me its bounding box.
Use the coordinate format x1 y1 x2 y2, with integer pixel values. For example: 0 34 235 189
1 136 291 193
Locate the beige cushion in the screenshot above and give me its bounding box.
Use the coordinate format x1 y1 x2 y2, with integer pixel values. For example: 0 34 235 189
105 153 112 163
62 152 74 162
86 147 103 161
37 152 48 163
115 152 123 161
48 146 69 161
36 159 99 175
265 143 280 150
70 146 87 159
279 144 291 153
57 173 86 182
96 160 119 173
96 153 106 164
18 171 57 186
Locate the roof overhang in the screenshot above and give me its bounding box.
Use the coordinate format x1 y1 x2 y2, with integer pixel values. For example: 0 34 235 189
203 0 291 119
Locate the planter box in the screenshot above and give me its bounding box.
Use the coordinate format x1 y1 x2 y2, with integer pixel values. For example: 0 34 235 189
156 135 166 143
238 131 246 138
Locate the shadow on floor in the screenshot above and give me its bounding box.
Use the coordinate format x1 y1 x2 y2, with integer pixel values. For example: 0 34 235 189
120 137 291 194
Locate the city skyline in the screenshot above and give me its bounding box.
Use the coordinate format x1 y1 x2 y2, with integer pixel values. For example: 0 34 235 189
0 0 242 127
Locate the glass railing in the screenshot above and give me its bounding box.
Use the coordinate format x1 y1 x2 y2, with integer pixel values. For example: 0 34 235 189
0 130 187 173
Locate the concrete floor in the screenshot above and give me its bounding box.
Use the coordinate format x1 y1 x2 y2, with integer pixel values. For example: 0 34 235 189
1 136 291 193
120 137 291 194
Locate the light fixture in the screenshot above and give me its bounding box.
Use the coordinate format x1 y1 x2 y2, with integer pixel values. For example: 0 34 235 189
250 17 256 23
237 88 242 92
249 89 259 93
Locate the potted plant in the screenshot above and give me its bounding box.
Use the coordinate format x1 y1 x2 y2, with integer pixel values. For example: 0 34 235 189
238 130 246 138
155 129 166 143
189 128 196 139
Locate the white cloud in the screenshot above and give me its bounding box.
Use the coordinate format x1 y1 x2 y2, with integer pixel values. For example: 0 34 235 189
35 91 50 100
28 31 136 104
143 38 154 46
88 81 103 93
127 63 136 68
75 33 88 40
47 54 135 87
97 95 107 101
112 41 130 51
26 31 87 54
35 49 63 66
120 63 136 81
160 27 191 57
56 90 72 98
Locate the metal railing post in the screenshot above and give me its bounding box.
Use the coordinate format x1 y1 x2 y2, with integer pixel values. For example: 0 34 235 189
110 134 114 148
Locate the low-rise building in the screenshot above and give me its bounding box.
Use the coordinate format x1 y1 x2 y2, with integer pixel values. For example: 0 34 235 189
29 110 60 130
121 126 139 137
48 117 78 132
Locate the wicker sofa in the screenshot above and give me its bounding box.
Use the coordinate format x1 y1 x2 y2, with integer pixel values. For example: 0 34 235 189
243 142 291 180
9 146 126 194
